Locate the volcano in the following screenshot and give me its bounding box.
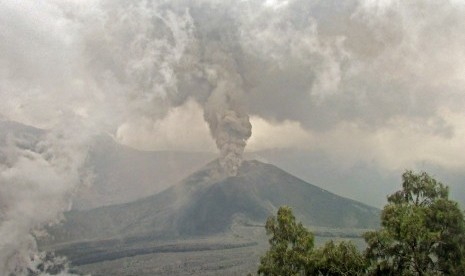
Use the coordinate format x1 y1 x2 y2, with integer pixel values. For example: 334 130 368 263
47 159 379 244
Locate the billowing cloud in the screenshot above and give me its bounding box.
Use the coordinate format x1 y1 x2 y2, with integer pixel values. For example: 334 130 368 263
247 109 465 172
116 99 216 152
247 117 314 151
239 0 465 131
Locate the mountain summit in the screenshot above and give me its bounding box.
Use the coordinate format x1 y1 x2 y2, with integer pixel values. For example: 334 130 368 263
48 160 380 243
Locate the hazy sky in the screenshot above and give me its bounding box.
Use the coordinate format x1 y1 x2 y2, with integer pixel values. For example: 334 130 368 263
115 0 465 172
1 0 465 202
1 0 465 273
1 0 465 206
109 0 465 205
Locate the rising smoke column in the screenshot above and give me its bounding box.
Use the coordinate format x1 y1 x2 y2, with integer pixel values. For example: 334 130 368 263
0 1 96 274
203 66 252 176
0 122 92 274
87 0 254 177
179 2 253 176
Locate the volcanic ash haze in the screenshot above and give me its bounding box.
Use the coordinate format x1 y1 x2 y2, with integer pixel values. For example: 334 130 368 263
0 1 253 274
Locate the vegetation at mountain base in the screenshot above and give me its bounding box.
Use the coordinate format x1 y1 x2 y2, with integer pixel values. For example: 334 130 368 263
364 170 465 275
309 240 367 275
258 171 465 276
258 206 314 275
258 206 366 276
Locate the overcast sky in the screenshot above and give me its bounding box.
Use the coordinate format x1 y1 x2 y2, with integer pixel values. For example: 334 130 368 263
109 0 465 206
2 0 465 205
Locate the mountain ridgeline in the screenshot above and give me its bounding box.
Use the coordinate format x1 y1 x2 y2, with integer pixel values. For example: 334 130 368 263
47 160 380 244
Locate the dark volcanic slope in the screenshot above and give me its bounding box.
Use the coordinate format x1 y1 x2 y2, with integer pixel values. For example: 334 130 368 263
48 160 380 243
75 135 214 209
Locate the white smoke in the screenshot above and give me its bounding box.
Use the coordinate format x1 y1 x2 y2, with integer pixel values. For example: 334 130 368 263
0 0 194 274
0 121 92 274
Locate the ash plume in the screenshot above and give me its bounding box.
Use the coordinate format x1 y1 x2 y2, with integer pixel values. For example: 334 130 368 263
204 78 252 176
84 0 253 176
194 14 253 176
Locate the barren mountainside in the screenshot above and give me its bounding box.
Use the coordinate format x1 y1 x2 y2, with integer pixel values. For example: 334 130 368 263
47 160 380 244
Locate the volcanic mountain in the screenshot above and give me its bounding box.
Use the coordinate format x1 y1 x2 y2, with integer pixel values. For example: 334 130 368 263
0 120 215 210
47 160 380 244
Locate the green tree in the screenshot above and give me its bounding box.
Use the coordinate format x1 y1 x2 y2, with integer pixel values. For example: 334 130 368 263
258 206 365 276
364 171 465 275
259 171 465 275
309 240 367 275
258 206 314 275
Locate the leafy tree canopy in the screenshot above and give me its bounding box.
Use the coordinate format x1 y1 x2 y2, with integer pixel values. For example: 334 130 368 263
258 206 314 276
258 206 365 275
309 240 367 275
258 171 465 276
364 171 465 275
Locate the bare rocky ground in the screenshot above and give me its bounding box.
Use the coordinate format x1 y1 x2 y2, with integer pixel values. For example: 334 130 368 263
38 159 377 275
47 225 366 276
56 225 268 275
74 242 264 276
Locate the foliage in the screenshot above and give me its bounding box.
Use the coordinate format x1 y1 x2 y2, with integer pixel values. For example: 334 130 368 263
258 206 365 275
364 170 465 275
259 171 465 276
309 240 367 275
258 206 314 275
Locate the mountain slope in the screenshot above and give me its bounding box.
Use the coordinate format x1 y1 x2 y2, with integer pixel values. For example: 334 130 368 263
75 135 214 209
47 160 380 244
0 120 215 210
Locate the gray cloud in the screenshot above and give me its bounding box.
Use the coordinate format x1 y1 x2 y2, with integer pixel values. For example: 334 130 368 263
237 0 465 132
